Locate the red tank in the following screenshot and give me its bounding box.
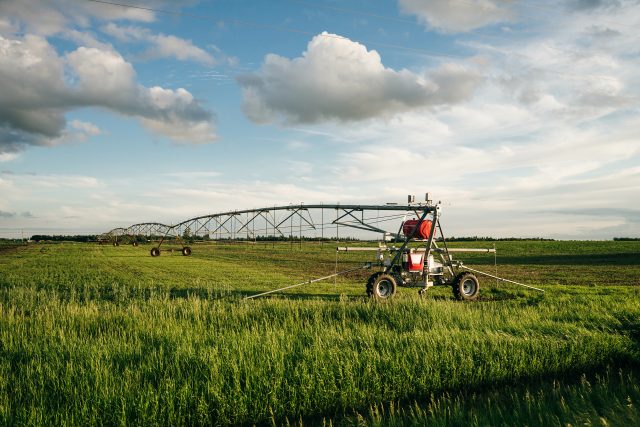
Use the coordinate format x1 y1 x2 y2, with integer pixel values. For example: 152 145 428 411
402 219 433 240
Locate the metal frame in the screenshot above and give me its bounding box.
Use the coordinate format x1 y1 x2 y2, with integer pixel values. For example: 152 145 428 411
100 199 542 297
102 222 172 247
103 203 437 255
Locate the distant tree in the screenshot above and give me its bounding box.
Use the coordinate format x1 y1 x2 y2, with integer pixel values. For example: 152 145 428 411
30 234 97 242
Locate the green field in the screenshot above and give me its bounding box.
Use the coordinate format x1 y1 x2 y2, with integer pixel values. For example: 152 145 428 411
1 240 639 425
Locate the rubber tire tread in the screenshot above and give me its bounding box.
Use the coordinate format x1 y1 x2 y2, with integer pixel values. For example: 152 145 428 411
452 272 480 301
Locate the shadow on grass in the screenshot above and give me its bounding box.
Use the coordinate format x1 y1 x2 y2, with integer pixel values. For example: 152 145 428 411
298 362 640 427
233 290 354 302
616 315 640 362
0 244 28 255
20 283 542 304
428 294 520 303
484 252 640 266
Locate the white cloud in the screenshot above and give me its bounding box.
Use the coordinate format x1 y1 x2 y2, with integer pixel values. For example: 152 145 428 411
399 0 513 33
69 120 102 137
0 16 17 34
63 28 114 51
0 0 154 37
139 116 216 144
0 152 18 162
315 104 640 239
146 34 215 64
0 35 216 153
67 46 138 97
37 175 102 189
2 0 639 241
238 32 483 124
102 23 216 65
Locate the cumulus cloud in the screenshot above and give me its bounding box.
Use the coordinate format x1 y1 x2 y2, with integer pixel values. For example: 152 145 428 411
466 0 640 124
237 32 482 124
102 23 217 65
399 0 513 33
0 35 216 153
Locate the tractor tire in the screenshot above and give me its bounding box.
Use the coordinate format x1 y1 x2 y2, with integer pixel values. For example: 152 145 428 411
150 247 160 257
366 272 382 297
132 242 138 247
369 273 397 300
182 246 192 256
452 272 480 301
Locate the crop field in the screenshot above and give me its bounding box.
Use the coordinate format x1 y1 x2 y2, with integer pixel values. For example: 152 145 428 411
0 240 639 425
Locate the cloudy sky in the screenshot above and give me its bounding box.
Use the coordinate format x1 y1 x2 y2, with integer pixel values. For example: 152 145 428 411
0 0 639 239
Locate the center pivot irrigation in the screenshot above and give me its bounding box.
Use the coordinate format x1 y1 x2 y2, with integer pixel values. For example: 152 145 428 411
101 194 544 300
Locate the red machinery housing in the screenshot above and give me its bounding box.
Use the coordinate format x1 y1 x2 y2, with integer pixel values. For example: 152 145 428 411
405 252 424 272
402 219 433 240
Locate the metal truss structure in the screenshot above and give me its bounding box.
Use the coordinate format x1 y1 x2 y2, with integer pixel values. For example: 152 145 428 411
99 198 543 299
102 202 437 254
99 222 172 246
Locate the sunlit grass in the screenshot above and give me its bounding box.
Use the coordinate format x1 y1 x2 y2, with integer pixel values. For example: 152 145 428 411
0 241 638 424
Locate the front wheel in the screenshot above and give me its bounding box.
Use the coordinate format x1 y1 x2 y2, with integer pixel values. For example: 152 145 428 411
150 247 160 257
368 273 397 300
452 272 480 301
181 246 192 256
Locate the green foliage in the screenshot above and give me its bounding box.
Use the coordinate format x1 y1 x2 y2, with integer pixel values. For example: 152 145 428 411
0 241 639 425
30 234 97 242
338 365 640 426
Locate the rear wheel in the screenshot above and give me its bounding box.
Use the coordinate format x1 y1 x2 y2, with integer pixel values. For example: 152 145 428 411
150 247 160 257
182 246 192 256
366 272 381 296
452 272 480 301
369 273 397 300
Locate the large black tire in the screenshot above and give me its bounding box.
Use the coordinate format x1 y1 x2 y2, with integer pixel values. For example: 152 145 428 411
369 273 397 300
150 247 160 257
181 246 192 256
366 272 381 297
452 272 480 301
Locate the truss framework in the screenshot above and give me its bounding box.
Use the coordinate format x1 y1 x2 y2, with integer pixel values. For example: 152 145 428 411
102 203 437 247
100 222 173 243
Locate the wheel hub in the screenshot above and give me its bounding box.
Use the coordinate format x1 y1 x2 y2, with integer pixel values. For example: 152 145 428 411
462 279 476 295
377 280 391 296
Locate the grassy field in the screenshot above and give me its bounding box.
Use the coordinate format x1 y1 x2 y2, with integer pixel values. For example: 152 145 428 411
0 240 639 425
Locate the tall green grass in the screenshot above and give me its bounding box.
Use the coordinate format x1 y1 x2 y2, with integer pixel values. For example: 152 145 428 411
337 365 640 426
0 242 639 425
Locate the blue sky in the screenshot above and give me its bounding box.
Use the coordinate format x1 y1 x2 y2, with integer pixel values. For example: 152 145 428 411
0 0 639 239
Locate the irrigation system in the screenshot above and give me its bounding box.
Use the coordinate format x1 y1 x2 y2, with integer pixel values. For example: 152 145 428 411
100 195 544 299
101 201 434 250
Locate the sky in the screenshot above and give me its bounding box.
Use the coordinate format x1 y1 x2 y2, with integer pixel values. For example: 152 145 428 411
0 0 639 239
